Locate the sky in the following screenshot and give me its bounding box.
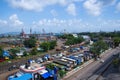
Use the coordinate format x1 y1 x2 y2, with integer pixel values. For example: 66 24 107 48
0 0 120 34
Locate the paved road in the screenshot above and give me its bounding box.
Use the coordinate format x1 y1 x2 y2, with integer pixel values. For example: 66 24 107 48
98 49 120 80
98 63 120 80
63 48 120 80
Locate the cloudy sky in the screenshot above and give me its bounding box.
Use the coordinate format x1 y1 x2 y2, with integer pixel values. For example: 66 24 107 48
0 0 120 34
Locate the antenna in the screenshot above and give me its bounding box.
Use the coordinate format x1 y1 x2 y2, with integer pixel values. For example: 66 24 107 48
64 29 66 34
42 28 45 35
30 28 32 34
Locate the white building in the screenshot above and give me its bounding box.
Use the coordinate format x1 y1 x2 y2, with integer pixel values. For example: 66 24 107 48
72 34 78 38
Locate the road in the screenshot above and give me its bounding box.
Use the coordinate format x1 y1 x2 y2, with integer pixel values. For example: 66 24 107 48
98 62 120 80
63 48 120 80
97 48 120 80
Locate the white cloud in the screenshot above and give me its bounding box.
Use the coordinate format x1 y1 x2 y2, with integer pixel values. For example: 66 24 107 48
83 0 102 16
0 20 8 26
32 18 120 33
1 16 120 33
32 18 84 33
0 14 24 33
7 0 81 12
50 9 58 17
116 2 120 12
9 14 23 27
34 18 82 27
83 0 117 16
59 0 67 6
66 3 77 16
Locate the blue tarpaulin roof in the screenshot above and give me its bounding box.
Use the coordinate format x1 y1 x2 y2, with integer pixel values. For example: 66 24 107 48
8 73 32 80
45 54 50 58
41 72 50 79
3 50 10 57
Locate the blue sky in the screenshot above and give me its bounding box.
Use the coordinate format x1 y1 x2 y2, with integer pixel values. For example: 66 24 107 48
0 0 120 34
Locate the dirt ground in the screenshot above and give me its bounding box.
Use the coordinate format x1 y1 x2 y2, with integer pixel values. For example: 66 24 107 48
0 69 19 80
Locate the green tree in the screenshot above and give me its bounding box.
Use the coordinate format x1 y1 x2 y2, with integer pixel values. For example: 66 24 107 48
98 36 103 40
23 51 28 56
49 41 57 49
58 70 67 78
90 40 108 58
113 37 120 47
40 41 56 52
58 34 74 39
9 47 20 58
65 39 74 45
65 37 84 45
9 47 20 54
58 34 84 45
24 37 37 48
31 48 38 55
40 42 50 52
46 63 55 70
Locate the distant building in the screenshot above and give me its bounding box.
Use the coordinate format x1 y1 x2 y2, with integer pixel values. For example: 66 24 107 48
82 35 90 41
19 29 57 43
72 34 78 38
20 28 26 38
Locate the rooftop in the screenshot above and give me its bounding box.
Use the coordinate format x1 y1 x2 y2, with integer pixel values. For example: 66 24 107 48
20 63 45 73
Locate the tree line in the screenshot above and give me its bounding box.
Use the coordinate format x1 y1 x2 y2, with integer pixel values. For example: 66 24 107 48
58 34 84 45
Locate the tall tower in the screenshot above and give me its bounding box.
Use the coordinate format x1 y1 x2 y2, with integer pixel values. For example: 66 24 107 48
42 28 45 35
64 29 66 34
30 28 32 34
20 28 25 38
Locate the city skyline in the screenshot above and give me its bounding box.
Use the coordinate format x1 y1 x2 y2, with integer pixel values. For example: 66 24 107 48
0 0 120 33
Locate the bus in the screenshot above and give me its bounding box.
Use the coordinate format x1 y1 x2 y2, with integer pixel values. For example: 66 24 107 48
62 57 77 66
